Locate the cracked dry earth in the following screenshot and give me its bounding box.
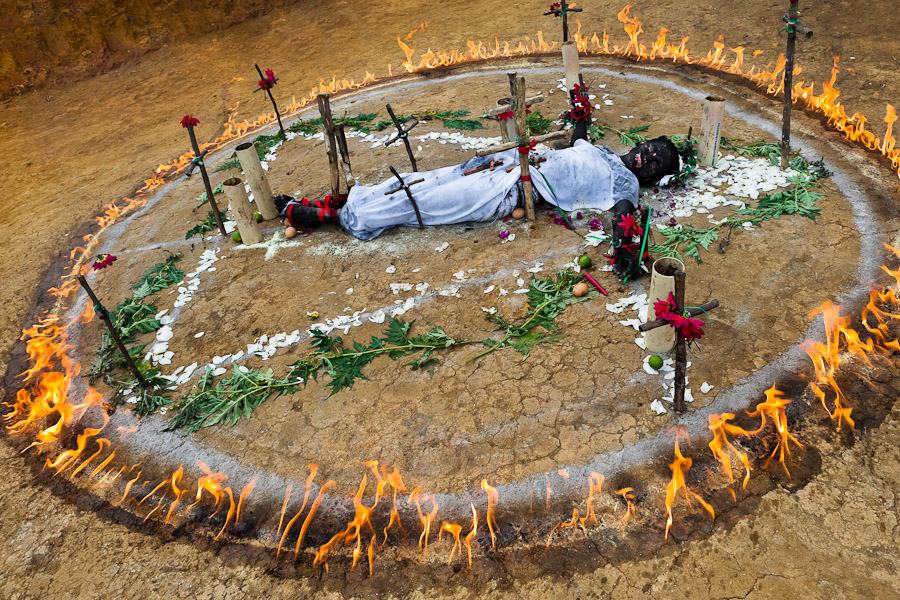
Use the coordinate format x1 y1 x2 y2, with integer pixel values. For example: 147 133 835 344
3 0 900 598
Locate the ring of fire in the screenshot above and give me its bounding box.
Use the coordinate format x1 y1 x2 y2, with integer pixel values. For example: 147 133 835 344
5 5 900 581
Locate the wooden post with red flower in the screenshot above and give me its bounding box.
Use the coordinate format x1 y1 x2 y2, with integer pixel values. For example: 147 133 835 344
639 275 719 412
78 256 147 387
254 64 286 141
512 74 536 220
181 115 228 237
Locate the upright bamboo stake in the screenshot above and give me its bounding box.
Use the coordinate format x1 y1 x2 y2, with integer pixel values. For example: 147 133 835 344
511 73 535 221
781 0 801 170
697 96 726 167
223 177 263 245
78 276 146 386
317 94 344 197
235 141 278 220
562 42 581 93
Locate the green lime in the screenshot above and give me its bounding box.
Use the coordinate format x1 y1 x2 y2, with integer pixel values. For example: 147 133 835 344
648 355 664 370
232 231 242 243
254 212 263 223
578 254 592 268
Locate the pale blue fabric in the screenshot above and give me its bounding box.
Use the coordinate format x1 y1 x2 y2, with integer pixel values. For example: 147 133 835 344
339 140 638 240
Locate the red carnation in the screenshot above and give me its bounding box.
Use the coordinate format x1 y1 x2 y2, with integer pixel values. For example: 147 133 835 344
92 254 117 271
618 213 644 239
180 115 199 128
258 69 277 91
654 292 705 342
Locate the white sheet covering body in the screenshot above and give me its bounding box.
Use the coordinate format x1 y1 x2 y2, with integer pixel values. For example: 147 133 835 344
339 139 639 240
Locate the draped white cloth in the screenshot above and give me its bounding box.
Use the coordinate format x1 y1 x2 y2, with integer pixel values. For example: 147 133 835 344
339 140 639 240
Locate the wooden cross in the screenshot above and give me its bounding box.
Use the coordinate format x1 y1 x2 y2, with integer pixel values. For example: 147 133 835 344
475 74 568 221
638 271 720 413
254 63 287 141
780 0 814 170
383 104 420 172
543 0 583 43
335 124 355 190
317 93 346 198
386 166 425 228
488 94 544 142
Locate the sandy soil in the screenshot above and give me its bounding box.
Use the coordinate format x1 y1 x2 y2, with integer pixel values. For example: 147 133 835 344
3 1 900 598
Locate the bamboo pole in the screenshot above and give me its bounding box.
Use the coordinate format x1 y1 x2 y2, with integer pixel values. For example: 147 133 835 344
562 42 581 93
511 74 535 221
697 96 726 167
235 141 278 220
781 0 801 170
317 94 343 197
223 177 262 245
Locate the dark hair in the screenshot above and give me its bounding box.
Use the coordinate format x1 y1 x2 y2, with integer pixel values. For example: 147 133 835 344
273 194 293 216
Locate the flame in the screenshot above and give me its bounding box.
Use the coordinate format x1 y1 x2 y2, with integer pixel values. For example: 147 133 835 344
546 507 580 547
481 479 499 550
664 429 715 539
579 472 604 529
464 504 478 568
407 487 438 554
294 480 336 559
235 475 258 527
745 384 804 478
380 466 406 546
188 460 228 514
707 413 752 488
615 487 637 529
314 473 380 570
439 522 462 565
277 465 317 559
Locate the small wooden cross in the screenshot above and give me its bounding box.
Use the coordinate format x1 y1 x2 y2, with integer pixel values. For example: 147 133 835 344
780 0 814 170
254 63 287 141
543 0 583 43
383 104 421 172
638 271 720 413
386 166 425 228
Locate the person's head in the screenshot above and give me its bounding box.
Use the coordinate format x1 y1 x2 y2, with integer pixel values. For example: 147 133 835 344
621 137 679 186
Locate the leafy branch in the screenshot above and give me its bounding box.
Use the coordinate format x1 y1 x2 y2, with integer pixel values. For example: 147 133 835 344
588 124 650 146
186 210 232 239
475 270 589 361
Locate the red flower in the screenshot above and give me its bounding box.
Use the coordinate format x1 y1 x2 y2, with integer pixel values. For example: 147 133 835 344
496 110 514 122
570 83 592 121
258 69 277 91
92 254 117 271
618 213 644 239
180 115 199 128
654 292 705 342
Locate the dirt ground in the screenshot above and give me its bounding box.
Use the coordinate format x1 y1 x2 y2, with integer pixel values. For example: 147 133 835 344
3 1 900 598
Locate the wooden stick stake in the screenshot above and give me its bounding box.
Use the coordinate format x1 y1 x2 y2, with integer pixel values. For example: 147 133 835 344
317 94 344 198
781 0 801 170
673 271 687 413
235 141 278 220
335 124 355 189
474 130 567 157
185 125 227 237
223 177 263 245
511 74 535 221
384 104 419 172
386 166 425 228
78 276 147 386
254 63 286 141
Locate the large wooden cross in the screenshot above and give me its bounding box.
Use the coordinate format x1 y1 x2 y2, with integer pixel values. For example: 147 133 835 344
386 166 425 228
316 93 346 198
475 74 567 221
780 0 814 169
384 104 421 172
543 0 583 43
638 271 720 413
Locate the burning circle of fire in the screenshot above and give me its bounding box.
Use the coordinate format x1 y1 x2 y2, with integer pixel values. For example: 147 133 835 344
5 4 900 576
